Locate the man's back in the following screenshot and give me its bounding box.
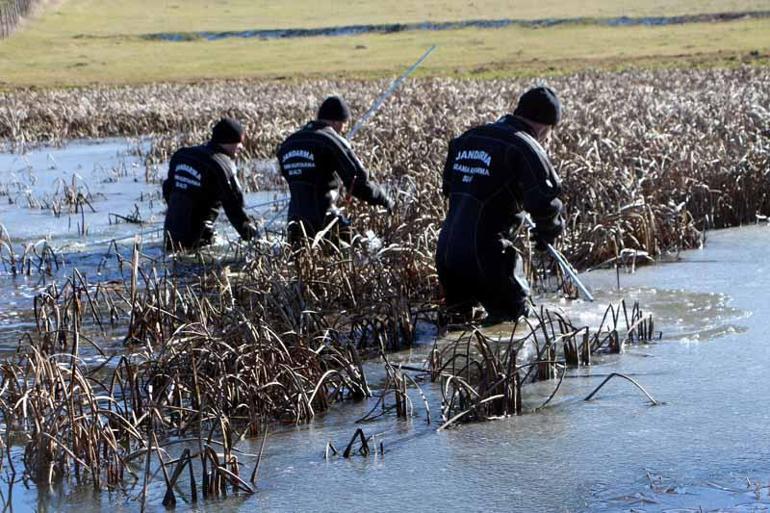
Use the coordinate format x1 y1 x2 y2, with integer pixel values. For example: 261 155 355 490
436 87 564 321
278 121 346 231
278 120 391 238
439 115 561 266
163 143 251 248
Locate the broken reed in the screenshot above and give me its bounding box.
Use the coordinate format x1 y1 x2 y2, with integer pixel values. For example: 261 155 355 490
0 221 61 277
0 345 266 503
434 300 659 429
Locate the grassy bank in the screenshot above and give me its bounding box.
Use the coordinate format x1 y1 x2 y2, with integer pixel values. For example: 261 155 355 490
0 0 768 86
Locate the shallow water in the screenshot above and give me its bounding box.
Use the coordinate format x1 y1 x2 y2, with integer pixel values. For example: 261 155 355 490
2 142 770 512
0 141 282 347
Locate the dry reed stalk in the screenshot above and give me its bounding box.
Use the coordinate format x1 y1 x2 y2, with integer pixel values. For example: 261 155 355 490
434 300 657 429
1 65 762 505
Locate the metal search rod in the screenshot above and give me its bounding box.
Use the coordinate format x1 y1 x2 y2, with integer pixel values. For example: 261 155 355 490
525 216 595 302
258 45 438 227
346 45 436 140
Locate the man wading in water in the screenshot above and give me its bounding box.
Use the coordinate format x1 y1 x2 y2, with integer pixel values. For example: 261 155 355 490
277 96 394 246
436 86 565 324
163 118 258 251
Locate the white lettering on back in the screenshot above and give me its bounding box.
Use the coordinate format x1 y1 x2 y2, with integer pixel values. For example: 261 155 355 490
282 150 315 163
175 163 201 180
455 150 492 167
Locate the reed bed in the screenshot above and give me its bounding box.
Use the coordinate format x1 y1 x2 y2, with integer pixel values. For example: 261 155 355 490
0 224 631 502
433 300 658 429
0 243 384 503
0 66 765 505
0 0 40 39
3 67 768 268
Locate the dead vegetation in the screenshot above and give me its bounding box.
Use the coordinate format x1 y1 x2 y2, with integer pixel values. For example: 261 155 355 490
0 233 663 504
3 67 768 267
0 66 766 506
0 0 41 39
432 300 658 429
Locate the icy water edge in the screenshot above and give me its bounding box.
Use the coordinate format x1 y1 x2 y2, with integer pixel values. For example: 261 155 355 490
0 141 769 512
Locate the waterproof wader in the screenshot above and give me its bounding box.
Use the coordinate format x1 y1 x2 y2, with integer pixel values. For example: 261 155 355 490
277 121 392 246
437 116 563 321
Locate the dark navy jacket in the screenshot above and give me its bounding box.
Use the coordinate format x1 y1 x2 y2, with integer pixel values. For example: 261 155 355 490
277 121 392 236
163 143 253 248
437 115 563 273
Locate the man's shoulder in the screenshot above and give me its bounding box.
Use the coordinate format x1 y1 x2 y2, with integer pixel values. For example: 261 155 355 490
173 144 213 160
494 116 543 150
176 143 234 175
452 120 549 171
459 117 514 138
282 123 323 146
209 151 235 171
306 122 345 144
468 119 543 153
283 122 349 153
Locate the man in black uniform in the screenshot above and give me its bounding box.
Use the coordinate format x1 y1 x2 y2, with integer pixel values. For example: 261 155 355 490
277 96 393 245
436 86 565 322
163 118 257 250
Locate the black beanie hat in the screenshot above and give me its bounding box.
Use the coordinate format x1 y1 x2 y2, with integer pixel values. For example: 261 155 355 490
514 86 561 126
317 96 351 122
211 118 245 144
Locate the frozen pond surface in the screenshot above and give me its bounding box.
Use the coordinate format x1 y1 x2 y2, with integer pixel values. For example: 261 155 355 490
1 141 769 512
0 140 282 346
0 139 163 243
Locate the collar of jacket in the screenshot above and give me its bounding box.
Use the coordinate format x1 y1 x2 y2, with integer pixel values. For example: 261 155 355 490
304 120 332 131
207 141 235 158
497 114 538 138
303 120 349 147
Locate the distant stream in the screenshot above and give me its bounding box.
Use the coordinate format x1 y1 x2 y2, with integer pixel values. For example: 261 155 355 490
142 11 770 42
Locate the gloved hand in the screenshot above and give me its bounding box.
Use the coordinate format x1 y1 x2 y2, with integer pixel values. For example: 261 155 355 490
241 221 259 241
201 220 216 245
384 195 396 214
531 217 564 252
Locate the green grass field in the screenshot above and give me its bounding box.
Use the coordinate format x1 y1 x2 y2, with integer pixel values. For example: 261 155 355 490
0 0 768 87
